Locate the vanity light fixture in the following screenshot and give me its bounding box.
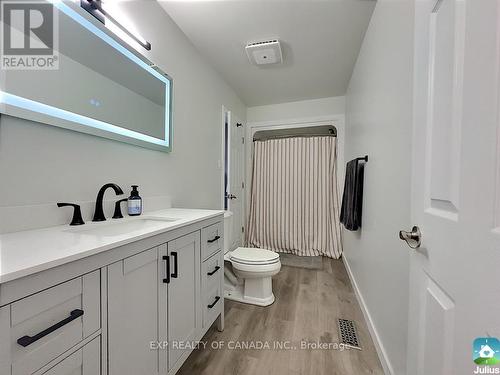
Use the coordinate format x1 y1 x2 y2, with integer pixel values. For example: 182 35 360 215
80 0 152 51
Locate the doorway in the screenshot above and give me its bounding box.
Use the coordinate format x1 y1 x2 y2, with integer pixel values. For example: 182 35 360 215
222 106 245 250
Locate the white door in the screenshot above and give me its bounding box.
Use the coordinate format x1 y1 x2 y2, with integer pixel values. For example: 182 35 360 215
407 1 500 374
226 113 245 249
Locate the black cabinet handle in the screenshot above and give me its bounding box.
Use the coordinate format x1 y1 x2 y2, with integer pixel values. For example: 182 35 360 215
207 266 220 276
17 309 84 347
163 255 170 284
171 252 178 278
207 296 221 309
207 235 220 243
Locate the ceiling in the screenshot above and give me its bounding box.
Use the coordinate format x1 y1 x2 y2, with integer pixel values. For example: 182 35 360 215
159 0 375 107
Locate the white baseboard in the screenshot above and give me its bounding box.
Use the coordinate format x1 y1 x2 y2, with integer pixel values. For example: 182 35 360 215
342 255 395 375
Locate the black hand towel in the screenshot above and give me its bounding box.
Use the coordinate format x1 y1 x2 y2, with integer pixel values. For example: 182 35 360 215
340 159 365 231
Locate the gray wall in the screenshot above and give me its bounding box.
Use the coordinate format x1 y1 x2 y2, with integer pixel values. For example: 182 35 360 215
344 1 414 374
0 1 245 232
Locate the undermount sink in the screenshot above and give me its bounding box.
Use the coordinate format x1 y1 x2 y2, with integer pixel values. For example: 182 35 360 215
65 217 179 237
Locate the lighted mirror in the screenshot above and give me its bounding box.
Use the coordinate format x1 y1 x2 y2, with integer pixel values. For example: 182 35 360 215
0 1 172 152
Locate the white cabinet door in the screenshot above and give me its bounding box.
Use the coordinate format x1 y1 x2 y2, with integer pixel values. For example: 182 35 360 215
166 232 201 371
107 248 159 375
41 337 100 375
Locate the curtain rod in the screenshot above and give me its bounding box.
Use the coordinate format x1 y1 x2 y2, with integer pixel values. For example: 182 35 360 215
253 125 337 142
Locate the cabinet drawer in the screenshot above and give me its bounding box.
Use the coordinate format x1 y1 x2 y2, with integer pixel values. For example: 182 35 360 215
10 271 100 375
201 251 223 293
40 336 100 375
203 280 222 328
201 222 223 261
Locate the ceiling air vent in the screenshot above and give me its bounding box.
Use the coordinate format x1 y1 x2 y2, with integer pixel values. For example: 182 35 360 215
245 40 283 65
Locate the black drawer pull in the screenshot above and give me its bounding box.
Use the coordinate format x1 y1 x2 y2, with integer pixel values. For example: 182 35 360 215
207 266 221 276
17 309 84 347
207 296 221 309
163 255 170 284
171 252 178 278
207 235 220 243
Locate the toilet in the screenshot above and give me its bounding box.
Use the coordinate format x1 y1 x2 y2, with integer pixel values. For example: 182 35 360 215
223 211 281 306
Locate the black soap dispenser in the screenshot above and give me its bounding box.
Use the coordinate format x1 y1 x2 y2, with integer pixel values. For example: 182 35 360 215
128 185 142 216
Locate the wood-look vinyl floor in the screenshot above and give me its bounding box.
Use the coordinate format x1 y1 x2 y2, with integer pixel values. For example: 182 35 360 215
178 257 384 375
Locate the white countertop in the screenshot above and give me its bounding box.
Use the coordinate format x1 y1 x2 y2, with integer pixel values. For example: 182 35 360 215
0 208 223 284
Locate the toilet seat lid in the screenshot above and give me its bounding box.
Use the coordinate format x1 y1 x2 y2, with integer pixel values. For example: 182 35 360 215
230 247 279 265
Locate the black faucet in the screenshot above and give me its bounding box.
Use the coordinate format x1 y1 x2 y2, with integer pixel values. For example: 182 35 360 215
93 183 124 222
57 203 85 226
112 198 129 219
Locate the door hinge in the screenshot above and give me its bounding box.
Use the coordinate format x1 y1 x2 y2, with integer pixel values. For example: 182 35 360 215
241 226 245 233
242 182 245 189
236 123 243 127
242 137 245 144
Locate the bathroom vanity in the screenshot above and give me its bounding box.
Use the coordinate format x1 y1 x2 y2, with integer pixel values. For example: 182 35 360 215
0 209 224 375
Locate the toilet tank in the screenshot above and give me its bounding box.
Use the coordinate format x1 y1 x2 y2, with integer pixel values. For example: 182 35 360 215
223 211 233 254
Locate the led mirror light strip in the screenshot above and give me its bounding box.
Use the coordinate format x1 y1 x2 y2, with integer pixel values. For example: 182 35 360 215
0 0 171 148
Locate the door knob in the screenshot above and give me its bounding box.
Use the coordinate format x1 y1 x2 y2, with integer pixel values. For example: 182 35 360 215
399 226 422 249
226 194 237 200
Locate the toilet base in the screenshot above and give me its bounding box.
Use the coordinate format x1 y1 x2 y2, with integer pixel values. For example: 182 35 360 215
224 283 275 306
223 256 280 307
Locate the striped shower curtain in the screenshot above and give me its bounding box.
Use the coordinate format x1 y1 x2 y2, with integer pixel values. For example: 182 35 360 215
247 136 343 259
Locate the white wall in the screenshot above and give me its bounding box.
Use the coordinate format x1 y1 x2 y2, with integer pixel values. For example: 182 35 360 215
343 1 414 374
0 1 245 233
247 96 345 123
